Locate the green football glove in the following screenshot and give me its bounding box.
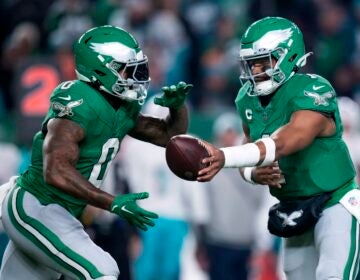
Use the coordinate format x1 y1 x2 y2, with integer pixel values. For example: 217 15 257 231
154 81 193 109
110 192 158 231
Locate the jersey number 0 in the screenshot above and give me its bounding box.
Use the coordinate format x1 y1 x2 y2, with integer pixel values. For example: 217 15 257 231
89 138 120 187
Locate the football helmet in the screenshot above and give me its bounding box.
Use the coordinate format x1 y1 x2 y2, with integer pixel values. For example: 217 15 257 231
74 25 150 103
239 17 312 96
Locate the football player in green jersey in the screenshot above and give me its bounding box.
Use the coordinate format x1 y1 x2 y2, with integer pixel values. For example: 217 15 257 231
197 17 360 280
0 26 192 280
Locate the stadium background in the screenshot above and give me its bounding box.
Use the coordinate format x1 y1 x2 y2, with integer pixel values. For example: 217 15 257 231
0 0 359 279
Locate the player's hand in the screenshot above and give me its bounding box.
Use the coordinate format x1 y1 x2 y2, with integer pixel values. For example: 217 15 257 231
110 192 158 231
252 162 284 189
197 140 225 182
154 81 193 109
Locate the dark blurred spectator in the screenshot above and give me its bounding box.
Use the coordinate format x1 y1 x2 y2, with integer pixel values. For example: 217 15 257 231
153 0 201 108
198 45 231 112
0 22 41 111
184 0 220 51
147 10 191 85
109 0 154 44
196 14 240 113
312 1 356 83
45 0 94 50
247 0 319 70
333 64 357 98
0 0 51 42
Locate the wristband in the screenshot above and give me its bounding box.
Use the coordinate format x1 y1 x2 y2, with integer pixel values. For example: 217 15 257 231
220 137 276 168
220 143 260 168
256 137 276 166
243 167 256 184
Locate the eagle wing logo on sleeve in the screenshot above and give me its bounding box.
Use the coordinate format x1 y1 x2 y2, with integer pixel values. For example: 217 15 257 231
51 99 84 117
304 91 334 106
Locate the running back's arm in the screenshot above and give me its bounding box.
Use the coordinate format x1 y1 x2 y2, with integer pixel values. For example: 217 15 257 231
128 106 188 147
43 118 114 210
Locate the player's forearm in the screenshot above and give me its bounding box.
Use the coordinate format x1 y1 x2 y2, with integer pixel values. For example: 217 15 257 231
145 105 189 147
129 107 188 147
44 165 114 210
167 105 189 136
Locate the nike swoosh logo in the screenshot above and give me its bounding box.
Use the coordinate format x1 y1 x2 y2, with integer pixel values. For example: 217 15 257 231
58 95 71 101
121 205 134 215
312 85 324 90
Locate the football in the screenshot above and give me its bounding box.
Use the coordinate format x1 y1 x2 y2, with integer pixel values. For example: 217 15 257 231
165 134 210 181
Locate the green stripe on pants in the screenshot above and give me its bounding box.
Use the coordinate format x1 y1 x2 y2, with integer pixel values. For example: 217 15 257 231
7 187 103 279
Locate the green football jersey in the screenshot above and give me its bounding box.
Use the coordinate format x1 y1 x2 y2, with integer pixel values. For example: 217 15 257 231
235 74 356 204
17 80 142 217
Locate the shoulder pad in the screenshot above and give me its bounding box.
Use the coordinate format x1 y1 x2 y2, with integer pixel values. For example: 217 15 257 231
302 74 336 106
49 80 93 123
303 74 335 94
289 74 337 112
51 80 86 102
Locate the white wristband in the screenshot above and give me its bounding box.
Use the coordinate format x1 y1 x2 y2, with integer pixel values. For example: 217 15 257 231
243 167 256 184
255 137 276 166
220 143 260 168
220 137 276 168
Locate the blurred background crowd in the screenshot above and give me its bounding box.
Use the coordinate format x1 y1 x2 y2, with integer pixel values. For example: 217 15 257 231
0 0 359 279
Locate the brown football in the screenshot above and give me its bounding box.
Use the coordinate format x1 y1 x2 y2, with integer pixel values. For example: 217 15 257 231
165 134 210 181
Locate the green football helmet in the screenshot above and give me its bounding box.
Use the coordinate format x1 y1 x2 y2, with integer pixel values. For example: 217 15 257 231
239 17 312 96
74 25 150 103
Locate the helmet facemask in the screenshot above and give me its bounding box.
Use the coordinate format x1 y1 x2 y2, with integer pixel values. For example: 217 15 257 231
239 48 290 96
106 58 150 104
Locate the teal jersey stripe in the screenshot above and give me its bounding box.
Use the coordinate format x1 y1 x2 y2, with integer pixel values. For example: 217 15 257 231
8 187 103 279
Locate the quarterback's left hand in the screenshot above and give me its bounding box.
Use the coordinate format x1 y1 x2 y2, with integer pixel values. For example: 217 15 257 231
251 162 284 189
154 81 193 109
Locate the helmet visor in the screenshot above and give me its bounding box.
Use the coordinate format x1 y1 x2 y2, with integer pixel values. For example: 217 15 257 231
110 59 150 85
239 53 274 84
108 58 150 103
